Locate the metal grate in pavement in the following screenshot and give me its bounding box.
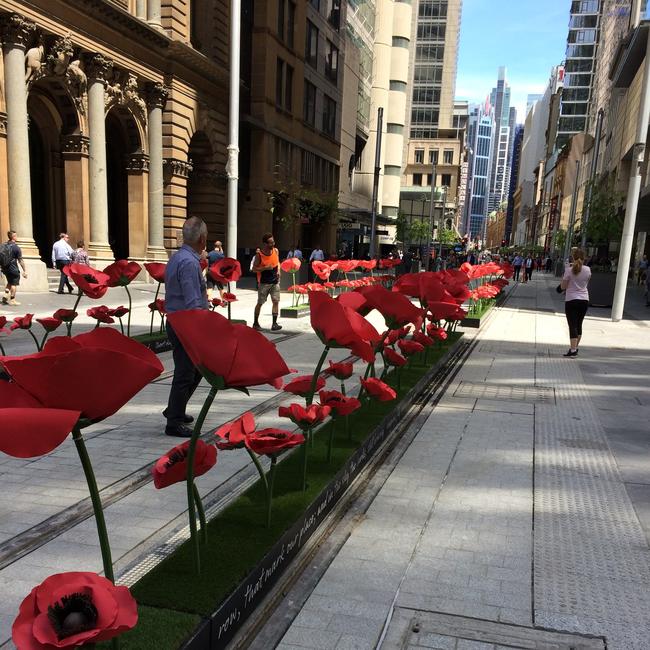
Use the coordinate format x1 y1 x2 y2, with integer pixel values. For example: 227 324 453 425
383 608 605 649
454 381 555 403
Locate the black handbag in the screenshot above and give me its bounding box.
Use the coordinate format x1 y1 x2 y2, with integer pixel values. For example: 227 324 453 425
556 284 564 294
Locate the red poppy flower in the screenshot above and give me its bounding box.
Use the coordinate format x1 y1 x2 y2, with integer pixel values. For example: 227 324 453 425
144 261 167 283
283 374 326 396
384 327 411 346
64 263 111 300
214 411 256 449
0 316 8 335
360 377 396 401
356 285 425 330
336 260 357 274
0 328 163 458
221 292 237 303
309 291 377 362
324 281 335 289
398 339 425 357
245 428 305 456
427 323 448 340
10 314 34 330
103 260 142 287
278 403 331 429
12 571 137 649
319 389 362 416
200 258 208 272
428 301 465 321
148 298 166 314
328 360 354 380
53 308 78 323
211 298 223 308
209 257 242 285
36 317 63 333
87 306 115 324
383 347 407 367
413 331 434 347
336 279 352 288
499 262 514 279
311 261 332 281
166 310 291 389
152 439 217 489
337 291 370 315
281 258 301 273
109 306 130 318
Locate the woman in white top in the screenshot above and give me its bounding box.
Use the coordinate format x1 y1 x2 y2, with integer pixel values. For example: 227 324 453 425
560 248 591 357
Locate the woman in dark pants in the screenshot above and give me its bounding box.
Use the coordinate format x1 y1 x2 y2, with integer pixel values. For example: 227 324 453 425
560 249 591 357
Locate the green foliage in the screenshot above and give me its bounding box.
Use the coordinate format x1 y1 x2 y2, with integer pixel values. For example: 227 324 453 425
584 178 624 247
269 167 340 230
436 228 457 245
410 218 431 244
554 228 566 251
395 212 410 244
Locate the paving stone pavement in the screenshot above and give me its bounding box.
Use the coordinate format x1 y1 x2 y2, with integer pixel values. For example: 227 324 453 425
276 274 650 650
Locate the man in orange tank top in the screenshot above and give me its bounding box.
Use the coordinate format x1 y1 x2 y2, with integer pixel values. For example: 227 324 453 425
252 232 282 331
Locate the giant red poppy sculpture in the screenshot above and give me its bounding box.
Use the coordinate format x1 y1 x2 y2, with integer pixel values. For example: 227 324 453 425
12 571 138 650
103 260 142 336
209 257 242 320
0 315 9 355
312 260 332 281
165 309 292 570
356 285 425 332
0 327 163 615
281 257 302 306
318 388 361 453
53 308 78 337
359 377 396 402
215 412 304 527
144 261 167 335
63 263 111 334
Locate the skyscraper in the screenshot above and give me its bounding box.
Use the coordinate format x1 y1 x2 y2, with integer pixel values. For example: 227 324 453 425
400 0 464 241
487 67 513 214
555 0 601 149
464 99 495 240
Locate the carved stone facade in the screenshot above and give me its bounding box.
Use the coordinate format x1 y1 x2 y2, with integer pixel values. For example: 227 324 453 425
0 0 230 285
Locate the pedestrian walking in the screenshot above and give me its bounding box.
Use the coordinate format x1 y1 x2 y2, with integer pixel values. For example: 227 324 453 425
73 240 89 266
560 248 591 358
206 239 225 300
163 216 209 438
252 232 282 331
52 232 75 294
513 253 523 281
286 244 303 260
524 254 534 282
0 230 27 306
545 255 553 273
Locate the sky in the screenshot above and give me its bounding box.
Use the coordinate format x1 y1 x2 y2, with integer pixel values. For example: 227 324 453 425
456 0 570 122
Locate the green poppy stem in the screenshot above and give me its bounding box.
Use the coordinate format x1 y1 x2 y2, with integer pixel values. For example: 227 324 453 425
118 317 124 336
125 286 132 337
301 429 310 492
69 290 83 336
306 346 330 406
94 321 100 329
71 427 115 583
398 368 402 391
186 386 218 574
266 456 277 528
192 482 207 544
326 418 336 463
39 330 51 352
0 341 5 355
27 329 40 352
149 282 161 335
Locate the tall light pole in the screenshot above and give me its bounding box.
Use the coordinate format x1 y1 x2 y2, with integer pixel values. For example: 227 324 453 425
439 185 447 258
369 107 383 258
226 0 241 263
581 108 604 249
427 160 437 268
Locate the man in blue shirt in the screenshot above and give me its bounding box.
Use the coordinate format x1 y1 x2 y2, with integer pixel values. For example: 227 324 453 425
164 216 209 437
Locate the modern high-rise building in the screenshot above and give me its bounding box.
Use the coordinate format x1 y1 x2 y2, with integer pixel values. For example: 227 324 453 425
399 0 463 242
463 99 495 240
505 124 524 243
487 67 512 213
555 0 601 150
526 94 542 116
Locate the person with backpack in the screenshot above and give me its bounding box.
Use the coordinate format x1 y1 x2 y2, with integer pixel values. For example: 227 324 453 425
1 230 27 306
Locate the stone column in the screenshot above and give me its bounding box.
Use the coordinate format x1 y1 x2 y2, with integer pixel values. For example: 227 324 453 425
147 0 162 29
1 14 47 289
145 82 169 260
85 53 114 261
135 0 146 20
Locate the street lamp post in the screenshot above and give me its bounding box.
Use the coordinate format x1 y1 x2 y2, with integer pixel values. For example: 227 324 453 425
427 160 437 269
369 107 383 259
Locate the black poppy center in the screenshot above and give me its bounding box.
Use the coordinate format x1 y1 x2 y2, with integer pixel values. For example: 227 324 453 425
166 447 189 469
48 592 98 640
81 274 98 284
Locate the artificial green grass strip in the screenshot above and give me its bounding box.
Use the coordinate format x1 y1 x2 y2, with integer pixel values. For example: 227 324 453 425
97 606 200 650
131 335 461 618
467 301 494 319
